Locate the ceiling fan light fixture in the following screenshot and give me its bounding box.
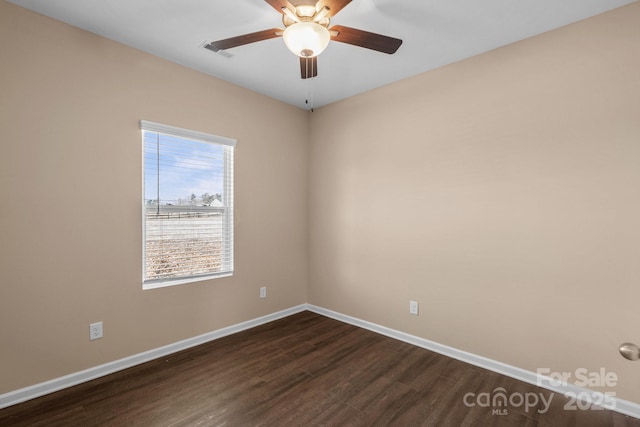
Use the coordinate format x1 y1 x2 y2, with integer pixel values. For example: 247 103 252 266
283 22 330 58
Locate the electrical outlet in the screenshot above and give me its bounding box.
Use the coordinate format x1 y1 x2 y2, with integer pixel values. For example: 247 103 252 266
260 286 267 299
409 301 419 316
90 322 103 340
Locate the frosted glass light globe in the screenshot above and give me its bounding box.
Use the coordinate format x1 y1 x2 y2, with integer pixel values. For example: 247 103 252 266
283 22 330 57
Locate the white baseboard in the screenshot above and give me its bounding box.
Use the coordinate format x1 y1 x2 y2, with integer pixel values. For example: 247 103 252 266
306 304 640 420
0 304 307 410
3 303 639 420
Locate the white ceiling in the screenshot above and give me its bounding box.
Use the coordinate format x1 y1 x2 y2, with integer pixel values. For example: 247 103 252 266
9 0 636 109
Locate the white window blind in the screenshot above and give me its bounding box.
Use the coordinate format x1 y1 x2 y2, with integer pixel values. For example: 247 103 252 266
141 120 235 289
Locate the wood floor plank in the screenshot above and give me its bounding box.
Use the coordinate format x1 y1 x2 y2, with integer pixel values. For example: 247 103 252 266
1 311 639 426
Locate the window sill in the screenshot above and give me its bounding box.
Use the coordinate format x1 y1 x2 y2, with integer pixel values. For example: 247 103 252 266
143 272 233 290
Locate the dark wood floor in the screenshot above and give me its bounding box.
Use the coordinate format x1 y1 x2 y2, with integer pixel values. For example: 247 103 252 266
1 311 639 426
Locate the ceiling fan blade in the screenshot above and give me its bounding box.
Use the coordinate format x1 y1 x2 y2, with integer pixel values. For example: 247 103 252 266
300 56 318 79
330 25 402 54
205 29 283 52
316 0 352 17
264 0 296 14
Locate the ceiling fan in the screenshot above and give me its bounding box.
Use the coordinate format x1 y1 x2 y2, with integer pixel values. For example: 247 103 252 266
204 0 403 79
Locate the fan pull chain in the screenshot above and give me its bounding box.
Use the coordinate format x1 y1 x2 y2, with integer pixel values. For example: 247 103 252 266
305 58 310 110
304 57 315 112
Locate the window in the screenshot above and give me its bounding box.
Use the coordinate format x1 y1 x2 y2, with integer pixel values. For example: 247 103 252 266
141 120 235 289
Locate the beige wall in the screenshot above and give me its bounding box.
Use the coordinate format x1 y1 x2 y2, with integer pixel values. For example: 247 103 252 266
0 1 308 393
308 3 640 403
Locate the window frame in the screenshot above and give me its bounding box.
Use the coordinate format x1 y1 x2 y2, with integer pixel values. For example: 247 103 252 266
140 120 236 290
